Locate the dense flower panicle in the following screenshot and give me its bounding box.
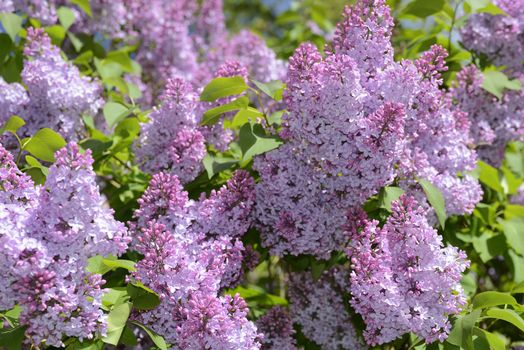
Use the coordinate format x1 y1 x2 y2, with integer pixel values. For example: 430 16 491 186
256 307 297 350
461 4 524 76
0 78 29 124
332 0 395 76
288 271 366 350
255 2 480 258
213 30 287 83
10 0 58 24
0 142 130 347
254 145 350 258
345 196 469 345
495 0 524 19
130 171 260 348
198 170 256 238
0 28 103 140
135 78 206 183
452 65 524 166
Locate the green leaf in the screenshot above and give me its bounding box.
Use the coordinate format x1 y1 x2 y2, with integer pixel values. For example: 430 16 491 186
472 328 505 350
57 7 76 31
512 281 524 294
252 80 286 101
418 178 446 228
102 302 132 346
506 203 524 219
103 102 131 128
0 326 25 350
378 187 405 211
482 70 522 99
477 161 504 193
23 128 66 162
73 51 94 66
101 258 136 272
120 325 138 346
202 154 237 179
484 308 524 332
238 123 283 163
500 218 524 256
403 0 445 18
200 77 248 102
447 309 481 350
311 261 326 280
102 287 130 307
229 107 263 128
127 284 160 310
477 3 507 15
69 0 92 16
106 50 134 72
201 96 249 126
0 115 25 134
86 255 112 275
65 339 104 350
465 0 489 11
0 13 22 42
45 25 67 46
131 322 168 350
472 291 517 309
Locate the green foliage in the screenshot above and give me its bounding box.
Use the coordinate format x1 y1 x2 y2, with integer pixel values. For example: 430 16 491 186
200 76 249 102
419 178 447 229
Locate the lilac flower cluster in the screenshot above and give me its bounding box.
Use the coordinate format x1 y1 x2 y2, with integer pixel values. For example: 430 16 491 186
0 142 129 347
0 28 102 140
130 170 260 348
7 0 58 25
255 306 297 350
107 0 284 96
451 65 524 166
461 0 524 76
255 0 481 258
134 78 206 183
288 270 366 350
345 196 469 345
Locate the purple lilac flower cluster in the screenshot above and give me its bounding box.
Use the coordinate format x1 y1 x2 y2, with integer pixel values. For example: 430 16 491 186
0 142 129 347
451 65 524 166
461 0 524 76
345 196 469 345
255 0 481 258
134 78 206 184
130 170 261 348
255 306 297 350
0 28 102 140
288 270 366 349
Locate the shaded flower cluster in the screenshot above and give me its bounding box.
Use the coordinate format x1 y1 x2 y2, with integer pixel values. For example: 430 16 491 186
461 0 524 76
255 306 297 350
255 0 480 258
0 142 129 347
130 170 260 348
345 196 469 345
451 65 524 166
288 270 366 350
0 28 102 140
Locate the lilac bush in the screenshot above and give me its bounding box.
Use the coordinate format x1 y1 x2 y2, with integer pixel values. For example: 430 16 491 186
1 0 524 349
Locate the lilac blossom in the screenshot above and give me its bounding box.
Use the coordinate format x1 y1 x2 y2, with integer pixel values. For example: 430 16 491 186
134 78 206 183
130 170 259 347
0 142 129 347
255 0 480 258
0 28 102 140
461 2 524 76
451 65 524 166
256 307 297 350
288 270 366 350
345 196 469 345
